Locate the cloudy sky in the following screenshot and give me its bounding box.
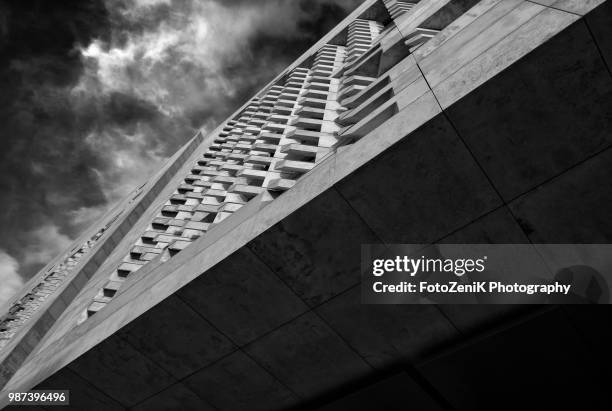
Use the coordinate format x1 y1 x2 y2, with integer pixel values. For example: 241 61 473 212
0 0 363 306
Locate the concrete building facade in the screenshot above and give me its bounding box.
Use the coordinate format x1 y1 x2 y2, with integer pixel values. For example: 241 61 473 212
1 0 612 409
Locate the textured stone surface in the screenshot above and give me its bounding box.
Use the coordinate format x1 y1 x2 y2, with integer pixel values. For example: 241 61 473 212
248 189 380 307
419 1 543 87
67 334 176 406
586 0 612 71
530 0 606 15
184 351 299 411
121 295 235 379
438 206 528 244
36 368 123 411
244 312 372 398
446 20 612 200
509 146 612 243
131 383 215 411
336 114 501 244
431 7 578 108
176 247 308 346
316 287 458 368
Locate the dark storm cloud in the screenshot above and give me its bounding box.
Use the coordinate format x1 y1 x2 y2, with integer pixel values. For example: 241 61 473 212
0 0 362 304
0 0 111 294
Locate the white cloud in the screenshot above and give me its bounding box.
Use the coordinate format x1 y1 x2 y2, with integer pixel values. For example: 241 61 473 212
22 225 73 268
0 250 24 308
80 40 138 93
132 0 171 8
